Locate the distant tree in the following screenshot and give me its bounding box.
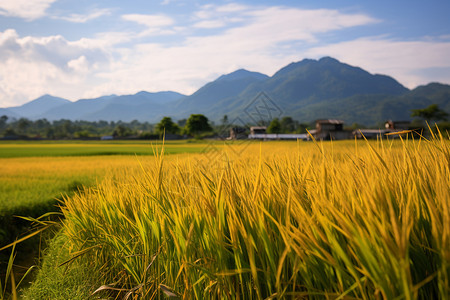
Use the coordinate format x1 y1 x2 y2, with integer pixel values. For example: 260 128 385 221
45 127 55 139
267 118 281 134
3 127 17 137
177 119 187 128
74 130 90 138
280 116 296 133
348 123 367 130
0 115 8 133
3 127 16 136
296 123 310 134
156 117 179 136
113 125 132 138
221 115 228 126
411 104 448 124
35 118 51 130
0 115 8 126
17 118 31 135
185 114 212 136
53 120 75 138
130 120 140 127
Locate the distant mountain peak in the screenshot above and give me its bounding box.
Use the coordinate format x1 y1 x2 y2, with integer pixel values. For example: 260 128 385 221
217 69 269 82
318 56 339 63
33 94 70 102
8 94 71 119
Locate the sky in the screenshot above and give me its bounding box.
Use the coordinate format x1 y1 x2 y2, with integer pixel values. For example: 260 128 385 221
0 0 449 107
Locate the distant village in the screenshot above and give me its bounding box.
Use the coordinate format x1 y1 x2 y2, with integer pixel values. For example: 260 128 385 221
230 119 413 141
0 106 442 141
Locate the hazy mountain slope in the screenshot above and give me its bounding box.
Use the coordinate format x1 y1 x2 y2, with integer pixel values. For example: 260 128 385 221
0 108 20 119
174 69 269 116
38 91 185 121
38 95 116 121
401 82 450 112
9 95 71 119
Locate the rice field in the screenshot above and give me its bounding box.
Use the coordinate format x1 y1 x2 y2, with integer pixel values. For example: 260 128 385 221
0 139 208 298
0 140 208 214
27 134 449 299
0 140 205 158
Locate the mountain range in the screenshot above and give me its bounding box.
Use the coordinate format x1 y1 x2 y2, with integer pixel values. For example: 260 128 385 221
1 57 449 126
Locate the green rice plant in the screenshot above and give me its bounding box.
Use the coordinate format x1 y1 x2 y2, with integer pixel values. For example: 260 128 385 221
50 135 449 299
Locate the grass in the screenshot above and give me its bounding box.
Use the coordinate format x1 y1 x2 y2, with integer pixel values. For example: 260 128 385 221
0 140 208 244
0 140 205 158
0 155 150 214
22 232 102 300
24 135 449 299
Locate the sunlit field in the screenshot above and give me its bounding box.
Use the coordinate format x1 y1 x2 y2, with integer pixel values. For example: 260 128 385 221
0 156 140 214
24 135 450 299
0 140 209 213
0 139 209 297
0 140 206 158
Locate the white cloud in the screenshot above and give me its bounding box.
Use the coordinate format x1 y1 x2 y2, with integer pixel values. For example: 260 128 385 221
67 55 89 73
240 7 378 44
0 5 384 107
194 3 248 19
53 8 111 23
87 7 377 97
122 14 174 27
1 3 449 108
121 14 177 37
305 37 450 88
193 20 226 29
215 3 248 13
0 29 110 106
0 0 58 21
192 3 247 28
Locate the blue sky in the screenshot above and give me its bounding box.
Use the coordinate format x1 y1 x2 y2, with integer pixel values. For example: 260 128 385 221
0 0 449 107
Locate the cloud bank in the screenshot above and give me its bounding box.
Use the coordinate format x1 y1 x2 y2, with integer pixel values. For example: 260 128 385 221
0 2 449 107
0 0 57 21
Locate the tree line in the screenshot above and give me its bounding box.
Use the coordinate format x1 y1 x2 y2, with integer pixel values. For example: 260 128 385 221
0 113 313 140
0 117 154 139
1 104 447 139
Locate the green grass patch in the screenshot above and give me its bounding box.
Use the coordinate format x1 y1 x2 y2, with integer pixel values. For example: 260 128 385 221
21 231 103 300
0 140 205 158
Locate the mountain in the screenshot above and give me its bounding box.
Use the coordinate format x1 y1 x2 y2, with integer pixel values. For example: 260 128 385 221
216 69 269 82
267 82 450 126
173 69 269 118
36 91 185 121
403 82 450 111
175 56 410 123
9 95 71 118
234 56 410 124
78 91 185 122
2 57 449 125
269 57 407 100
0 108 20 120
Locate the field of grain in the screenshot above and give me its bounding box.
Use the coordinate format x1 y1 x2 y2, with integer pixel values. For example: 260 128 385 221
0 140 208 214
25 134 450 299
0 140 210 298
0 140 205 158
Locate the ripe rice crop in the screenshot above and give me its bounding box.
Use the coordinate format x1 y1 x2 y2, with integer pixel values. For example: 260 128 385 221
57 135 449 299
0 156 153 214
